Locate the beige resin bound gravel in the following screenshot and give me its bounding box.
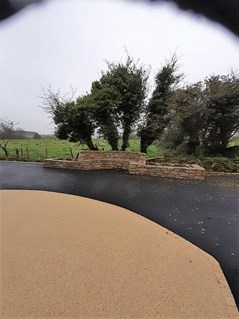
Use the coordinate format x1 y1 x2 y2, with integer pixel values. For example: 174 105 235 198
1 190 238 318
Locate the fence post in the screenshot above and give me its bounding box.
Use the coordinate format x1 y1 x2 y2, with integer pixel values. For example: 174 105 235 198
69 147 73 158
20 147 23 158
16 149 19 158
45 148 48 159
26 147 29 158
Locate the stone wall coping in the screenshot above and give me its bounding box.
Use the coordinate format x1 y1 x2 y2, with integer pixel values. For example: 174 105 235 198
192 164 206 171
79 150 146 155
144 164 205 171
79 158 130 162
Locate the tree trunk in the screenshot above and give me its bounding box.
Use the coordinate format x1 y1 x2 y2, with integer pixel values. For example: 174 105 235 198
140 131 156 153
0 145 8 157
187 134 200 155
108 136 118 151
140 136 149 153
121 128 130 151
100 122 119 151
86 138 98 151
219 130 231 156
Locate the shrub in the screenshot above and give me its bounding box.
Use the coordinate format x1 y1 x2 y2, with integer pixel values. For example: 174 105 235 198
225 146 239 158
200 157 239 172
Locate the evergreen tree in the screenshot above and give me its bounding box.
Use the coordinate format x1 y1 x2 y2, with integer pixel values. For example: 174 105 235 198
139 56 181 153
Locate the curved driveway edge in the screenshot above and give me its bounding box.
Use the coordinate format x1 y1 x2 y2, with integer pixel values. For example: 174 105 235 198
170 232 239 318
1 190 238 318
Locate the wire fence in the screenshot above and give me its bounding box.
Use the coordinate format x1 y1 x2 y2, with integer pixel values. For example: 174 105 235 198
0 146 82 161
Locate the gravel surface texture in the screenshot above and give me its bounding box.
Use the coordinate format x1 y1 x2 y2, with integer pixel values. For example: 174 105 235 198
1 161 238 310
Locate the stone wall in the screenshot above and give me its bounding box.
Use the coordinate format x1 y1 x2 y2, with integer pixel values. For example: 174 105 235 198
43 159 129 171
129 163 205 180
44 151 146 171
44 151 206 180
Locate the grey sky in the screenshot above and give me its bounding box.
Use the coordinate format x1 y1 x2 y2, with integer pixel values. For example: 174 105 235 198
1 0 239 134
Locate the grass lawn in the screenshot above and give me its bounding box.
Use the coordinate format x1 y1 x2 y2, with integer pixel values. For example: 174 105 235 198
0 139 165 161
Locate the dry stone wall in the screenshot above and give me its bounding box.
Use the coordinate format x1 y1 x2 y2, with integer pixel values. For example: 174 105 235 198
44 151 206 180
129 163 205 180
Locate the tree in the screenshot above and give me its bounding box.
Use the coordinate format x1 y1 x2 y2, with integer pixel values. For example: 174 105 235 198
42 56 148 152
169 82 207 155
139 56 181 153
67 95 98 150
166 72 239 156
90 82 121 150
41 88 98 150
0 118 15 157
202 73 239 156
91 55 149 151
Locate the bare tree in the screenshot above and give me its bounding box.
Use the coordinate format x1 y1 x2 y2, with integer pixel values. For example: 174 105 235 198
0 118 16 157
40 87 99 150
40 86 76 115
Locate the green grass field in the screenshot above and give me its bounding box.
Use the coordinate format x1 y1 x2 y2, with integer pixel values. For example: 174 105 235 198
0 139 165 161
228 140 239 147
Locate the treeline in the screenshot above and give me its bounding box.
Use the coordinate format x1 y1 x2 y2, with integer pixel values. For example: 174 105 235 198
42 55 239 157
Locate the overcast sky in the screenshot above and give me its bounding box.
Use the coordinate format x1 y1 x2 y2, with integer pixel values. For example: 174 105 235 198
1 0 239 134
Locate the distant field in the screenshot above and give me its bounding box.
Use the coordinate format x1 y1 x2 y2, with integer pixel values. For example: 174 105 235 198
0 139 165 161
228 140 239 147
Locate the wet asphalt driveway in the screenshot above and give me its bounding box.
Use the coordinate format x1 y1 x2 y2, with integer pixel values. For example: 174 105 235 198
0 161 238 308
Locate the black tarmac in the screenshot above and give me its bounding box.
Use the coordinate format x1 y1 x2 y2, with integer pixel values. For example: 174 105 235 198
1 161 238 308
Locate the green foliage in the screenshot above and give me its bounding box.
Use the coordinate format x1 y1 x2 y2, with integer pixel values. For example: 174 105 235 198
145 153 239 173
41 89 98 150
91 55 148 150
223 145 239 158
41 57 238 161
166 72 239 157
66 95 98 150
170 82 206 155
202 73 239 155
139 55 182 153
42 56 148 152
200 157 239 172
